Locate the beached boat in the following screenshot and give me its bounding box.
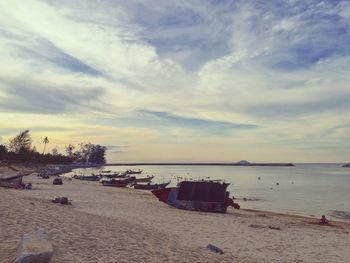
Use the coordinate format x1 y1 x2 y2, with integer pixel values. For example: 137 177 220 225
102 178 129 187
151 180 240 213
132 175 154 183
74 175 100 181
133 181 170 190
98 172 126 178
0 174 23 188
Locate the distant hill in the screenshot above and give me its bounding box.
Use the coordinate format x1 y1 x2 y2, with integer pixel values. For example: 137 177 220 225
236 160 251 165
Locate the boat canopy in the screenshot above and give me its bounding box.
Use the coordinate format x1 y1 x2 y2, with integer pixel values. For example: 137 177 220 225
177 181 229 202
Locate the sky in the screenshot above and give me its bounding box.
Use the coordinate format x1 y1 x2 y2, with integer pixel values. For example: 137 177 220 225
0 0 350 163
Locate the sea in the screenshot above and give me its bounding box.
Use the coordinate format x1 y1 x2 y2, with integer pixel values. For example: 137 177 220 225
73 164 350 221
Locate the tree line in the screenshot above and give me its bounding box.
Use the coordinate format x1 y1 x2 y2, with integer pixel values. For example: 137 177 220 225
0 130 106 164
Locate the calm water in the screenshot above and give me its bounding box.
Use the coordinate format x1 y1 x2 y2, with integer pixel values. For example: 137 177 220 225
74 164 350 221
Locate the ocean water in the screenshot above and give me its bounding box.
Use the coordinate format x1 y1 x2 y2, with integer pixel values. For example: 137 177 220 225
75 164 350 221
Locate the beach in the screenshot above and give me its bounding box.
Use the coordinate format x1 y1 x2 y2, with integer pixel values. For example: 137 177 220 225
1 169 350 262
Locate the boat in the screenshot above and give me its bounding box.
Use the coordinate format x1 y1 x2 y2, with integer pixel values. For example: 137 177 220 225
97 172 126 178
133 181 170 190
131 175 154 183
74 175 100 181
151 180 240 213
102 178 129 187
0 174 23 188
125 169 142 175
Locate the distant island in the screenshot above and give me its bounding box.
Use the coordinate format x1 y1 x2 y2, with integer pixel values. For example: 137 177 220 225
107 160 295 167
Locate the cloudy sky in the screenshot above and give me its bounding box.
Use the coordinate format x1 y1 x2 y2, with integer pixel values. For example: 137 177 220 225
0 0 350 163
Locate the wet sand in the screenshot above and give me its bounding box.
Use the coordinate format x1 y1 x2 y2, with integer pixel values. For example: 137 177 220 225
1 170 350 262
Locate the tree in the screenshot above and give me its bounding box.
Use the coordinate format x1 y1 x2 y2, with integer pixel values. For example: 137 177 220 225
51 148 58 156
7 130 32 153
42 137 49 154
74 142 106 164
65 144 75 158
0 144 7 160
87 144 106 164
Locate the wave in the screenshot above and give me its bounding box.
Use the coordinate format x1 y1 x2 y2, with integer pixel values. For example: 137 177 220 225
329 210 350 220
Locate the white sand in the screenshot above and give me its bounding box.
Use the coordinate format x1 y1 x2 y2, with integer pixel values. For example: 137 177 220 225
1 171 350 262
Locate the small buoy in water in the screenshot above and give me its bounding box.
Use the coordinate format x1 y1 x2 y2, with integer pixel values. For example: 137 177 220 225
276 182 279 186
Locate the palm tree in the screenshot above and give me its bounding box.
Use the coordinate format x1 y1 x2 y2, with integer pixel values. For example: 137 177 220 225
42 137 49 154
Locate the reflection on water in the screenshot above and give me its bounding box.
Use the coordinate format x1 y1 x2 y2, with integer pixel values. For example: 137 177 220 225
74 164 350 221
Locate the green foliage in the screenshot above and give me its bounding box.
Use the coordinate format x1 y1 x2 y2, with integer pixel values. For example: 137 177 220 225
7 130 32 153
74 142 106 164
0 130 107 165
51 148 59 156
0 144 7 159
65 144 75 158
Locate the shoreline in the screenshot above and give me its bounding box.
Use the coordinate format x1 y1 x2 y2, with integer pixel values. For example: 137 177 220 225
2 162 349 222
106 162 295 167
240 208 350 225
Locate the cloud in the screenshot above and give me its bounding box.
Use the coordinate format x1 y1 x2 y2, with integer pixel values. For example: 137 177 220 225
87 110 257 139
0 0 350 161
105 145 128 154
0 80 105 114
138 110 257 131
17 37 102 76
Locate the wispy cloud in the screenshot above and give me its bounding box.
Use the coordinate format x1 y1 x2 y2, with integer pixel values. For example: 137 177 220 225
0 0 350 161
0 80 105 114
138 110 257 132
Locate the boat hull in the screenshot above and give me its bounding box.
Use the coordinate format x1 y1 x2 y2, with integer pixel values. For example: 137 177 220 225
133 175 154 183
133 181 170 190
75 176 100 181
152 188 229 213
152 181 240 213
102 180 128 187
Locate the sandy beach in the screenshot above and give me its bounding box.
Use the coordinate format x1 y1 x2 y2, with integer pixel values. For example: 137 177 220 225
1 169 350 263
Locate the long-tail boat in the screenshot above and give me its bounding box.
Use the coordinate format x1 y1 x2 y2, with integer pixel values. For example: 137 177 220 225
125 169 142 175
101 178 129 187
151 180 240 213
133 181 170 190
131 175 154 183
74 175 100 181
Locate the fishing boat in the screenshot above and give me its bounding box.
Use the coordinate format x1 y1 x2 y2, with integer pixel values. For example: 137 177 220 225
98 171 127 178
125 169 142 175
151 180 240 213
133 181 170 190
74 175 100 181
132 175 154 183
0 174 23 188
102 178 129 187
